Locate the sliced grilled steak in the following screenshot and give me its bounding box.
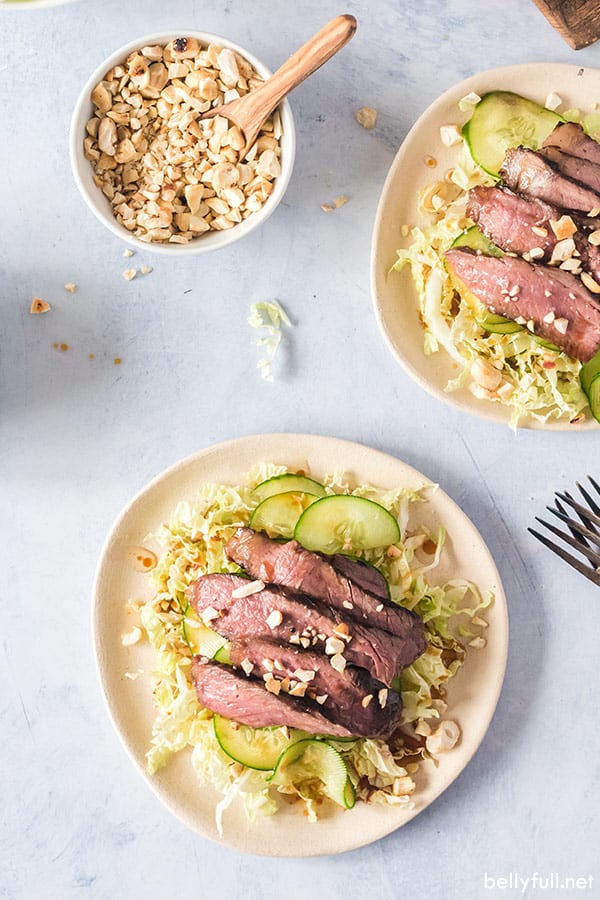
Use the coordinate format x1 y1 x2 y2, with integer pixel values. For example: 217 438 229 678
225 527 426 644
329 554 389 601
445 247 600 362
542 146 600 195
500 147 600 214
191 657 353 736
542 122 600 166
228 637 401 738
189 573 422 684
466 184 600 282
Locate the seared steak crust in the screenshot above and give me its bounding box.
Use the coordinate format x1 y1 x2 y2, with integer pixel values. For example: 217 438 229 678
500 147 600 214
542 145 600 195
191 657 353 736
224 527 427 644
189 573 423 685
228 637 402 737
466 184 600 283
445 247 600 362
542 122 600 166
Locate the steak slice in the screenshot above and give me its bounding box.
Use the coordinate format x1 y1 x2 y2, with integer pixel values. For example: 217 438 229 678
228 637 401 738
329 554 389 601
542 146 600 195
225 527 426 644
445 247 600 362
189 573 423 684
467 184 600 282
500 147 600 214
191 657 353 736
542 122 600 166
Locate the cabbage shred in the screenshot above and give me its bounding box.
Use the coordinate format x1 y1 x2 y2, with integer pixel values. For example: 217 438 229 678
138 464 491 830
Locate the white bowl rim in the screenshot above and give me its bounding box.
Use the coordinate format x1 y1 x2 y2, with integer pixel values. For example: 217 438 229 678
1 0 77 8
69 29 296 255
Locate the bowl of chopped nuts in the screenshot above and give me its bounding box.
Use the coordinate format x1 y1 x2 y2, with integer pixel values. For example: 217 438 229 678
70 32 295 254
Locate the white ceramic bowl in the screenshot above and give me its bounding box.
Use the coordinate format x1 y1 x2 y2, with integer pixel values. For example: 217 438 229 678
1 0 77 8
70 31 296 256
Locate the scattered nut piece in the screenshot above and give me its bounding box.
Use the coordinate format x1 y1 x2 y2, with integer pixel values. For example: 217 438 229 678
392 776 415 797
64 283 77 294
439 124 462 147
140 265 153 275
425 720 461 755
240 658 254 676
545 91 562 111
468 636 487 649
355 106 377 129
121 626 142 646
330 653 346 673
200 606 219 624
123 268 137 281
324 636 345 656
361 694 373 708
321 202 335 213
231 579 265 599
471 357 502 392
333 194 349 209
458 91 481 111
554 317 569 334
30 298 51 314
378 688 388 708
123 248 134 258
549 216 577 241
581 271 600 294
265 609 283 629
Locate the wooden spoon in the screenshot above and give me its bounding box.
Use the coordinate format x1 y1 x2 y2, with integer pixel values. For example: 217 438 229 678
202 14 357 156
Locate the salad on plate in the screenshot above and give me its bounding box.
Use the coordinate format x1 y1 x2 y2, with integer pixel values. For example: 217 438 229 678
129 462 492 833
394 87 600 427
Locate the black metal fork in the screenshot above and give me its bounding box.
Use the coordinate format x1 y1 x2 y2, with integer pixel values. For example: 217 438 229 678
529 476 600 587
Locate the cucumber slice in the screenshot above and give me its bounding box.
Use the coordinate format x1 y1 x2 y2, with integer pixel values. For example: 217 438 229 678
182 606 230 661
294 495 400 554
214 715 306 771
475 312 523 335
250 491 320 539
580 347 600 395
463 91 564 177
586 373 600 424
269 738 354 809
451 225 504 258
252 473 327 504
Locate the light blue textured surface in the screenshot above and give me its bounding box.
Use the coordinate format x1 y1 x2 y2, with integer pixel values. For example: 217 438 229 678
1 1 599 898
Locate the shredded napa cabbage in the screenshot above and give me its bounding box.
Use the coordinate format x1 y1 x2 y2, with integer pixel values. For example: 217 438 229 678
393 138 588 428
136 464 492 832
248 301 291 382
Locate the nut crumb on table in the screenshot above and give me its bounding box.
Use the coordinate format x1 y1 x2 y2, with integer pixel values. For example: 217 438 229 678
30 297 51 314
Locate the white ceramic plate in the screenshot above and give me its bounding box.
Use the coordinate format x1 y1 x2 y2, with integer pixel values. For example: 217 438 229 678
93 433 508 856
371 63 600 431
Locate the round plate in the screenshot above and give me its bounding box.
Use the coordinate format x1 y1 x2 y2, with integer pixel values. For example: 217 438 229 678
93 433 508 856
371 63 600 431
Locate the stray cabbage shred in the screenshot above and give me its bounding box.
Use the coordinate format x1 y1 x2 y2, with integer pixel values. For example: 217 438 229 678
393 143 587 427
138 463 492 831
248 300 291 382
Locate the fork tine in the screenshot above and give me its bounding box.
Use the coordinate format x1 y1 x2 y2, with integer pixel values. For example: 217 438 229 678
534 516 600 565
555 495 590 546
588 475 600 498
577 481 600 517
548 507 600 550
528 527 600 587
554 495 600 532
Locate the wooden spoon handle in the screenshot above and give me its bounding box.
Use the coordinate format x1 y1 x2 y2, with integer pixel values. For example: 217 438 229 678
239 14 357 146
